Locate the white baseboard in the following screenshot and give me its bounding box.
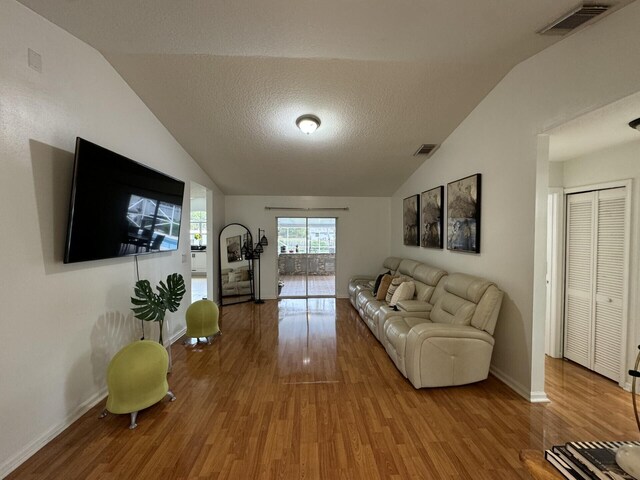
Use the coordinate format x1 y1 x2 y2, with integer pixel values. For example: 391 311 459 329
0 385 108 479
170 326 187 344
490 365 550 403
1 332 187 478
529 391 551 403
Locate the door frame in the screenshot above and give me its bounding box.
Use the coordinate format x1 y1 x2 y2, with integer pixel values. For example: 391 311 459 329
545 188 564 358
275 216 338 299
555 179 632 387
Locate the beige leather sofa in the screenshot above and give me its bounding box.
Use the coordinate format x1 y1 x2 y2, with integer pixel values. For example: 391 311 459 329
354 259 447 341
348 256 401 309
348 258 503 388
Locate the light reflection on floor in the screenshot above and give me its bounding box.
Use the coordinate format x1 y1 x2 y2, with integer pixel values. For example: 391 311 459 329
277 298 337 381
191 276 207 303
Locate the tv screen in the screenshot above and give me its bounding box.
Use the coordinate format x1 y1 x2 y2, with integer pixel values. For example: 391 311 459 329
64 138 185 263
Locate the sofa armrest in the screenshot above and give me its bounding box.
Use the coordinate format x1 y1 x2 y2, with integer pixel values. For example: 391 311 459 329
408 323 494 343
396 300 433 313
349 275 375 284
405 323 495 388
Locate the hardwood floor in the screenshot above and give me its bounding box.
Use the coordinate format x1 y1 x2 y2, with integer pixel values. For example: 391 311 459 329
279 275 336 297
8 299 639 479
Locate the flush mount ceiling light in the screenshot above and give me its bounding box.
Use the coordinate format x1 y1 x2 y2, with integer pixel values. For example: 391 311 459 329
629 118 640 131
296 114 321 134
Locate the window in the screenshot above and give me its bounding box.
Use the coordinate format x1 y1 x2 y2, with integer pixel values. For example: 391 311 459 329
277 218 335 254
190 210 207 245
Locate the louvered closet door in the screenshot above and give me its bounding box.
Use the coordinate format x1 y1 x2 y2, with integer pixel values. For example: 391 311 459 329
564 192 594 369
592 188 626 380
563 187 627 383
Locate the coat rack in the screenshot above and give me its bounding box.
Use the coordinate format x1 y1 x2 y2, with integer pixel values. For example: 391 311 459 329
252 228 268 304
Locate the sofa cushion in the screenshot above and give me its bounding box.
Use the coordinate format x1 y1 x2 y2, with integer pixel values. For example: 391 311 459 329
389 281 415 307
412 264 447 287
397 259 420 277
444 273 492 304
430 273 497 331
412 265 447 303
430 292 476 326
382 257 402 273
376 274 394 300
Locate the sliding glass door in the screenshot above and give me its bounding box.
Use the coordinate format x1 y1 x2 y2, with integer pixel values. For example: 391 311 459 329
277 217 336 298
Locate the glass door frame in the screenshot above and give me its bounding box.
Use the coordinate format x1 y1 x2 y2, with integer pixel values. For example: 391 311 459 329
276 216 337 299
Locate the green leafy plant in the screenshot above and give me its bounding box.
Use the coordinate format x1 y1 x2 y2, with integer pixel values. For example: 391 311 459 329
131 273 186 345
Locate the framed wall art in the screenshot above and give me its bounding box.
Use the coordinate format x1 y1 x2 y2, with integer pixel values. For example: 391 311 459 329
421 186 443 249
226 235 242 262
447 174 481 253
403 195 420 246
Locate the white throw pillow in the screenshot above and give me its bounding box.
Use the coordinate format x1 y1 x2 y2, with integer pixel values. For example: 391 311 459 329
227 271 238 283
389 281 415 307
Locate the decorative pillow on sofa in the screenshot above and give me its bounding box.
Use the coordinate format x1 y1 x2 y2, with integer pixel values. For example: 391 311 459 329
227 271 238 283
386 276 408 303
376 274 394 301
372 271 390 296
389 281 416 307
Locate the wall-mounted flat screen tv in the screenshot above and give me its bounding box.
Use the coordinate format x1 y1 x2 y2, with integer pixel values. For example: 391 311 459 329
64 138 185 263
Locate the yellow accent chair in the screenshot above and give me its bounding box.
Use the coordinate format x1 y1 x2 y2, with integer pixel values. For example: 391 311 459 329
99 340 175 429
184 299 221 344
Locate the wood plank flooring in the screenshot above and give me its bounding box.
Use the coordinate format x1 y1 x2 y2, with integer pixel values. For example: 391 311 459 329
7 299 639 479
279 275 335 297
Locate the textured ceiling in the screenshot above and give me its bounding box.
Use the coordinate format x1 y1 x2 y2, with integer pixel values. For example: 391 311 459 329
548 91 640 162
17 0 634 195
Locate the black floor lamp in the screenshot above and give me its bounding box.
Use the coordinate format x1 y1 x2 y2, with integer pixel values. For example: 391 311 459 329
252 229 268 304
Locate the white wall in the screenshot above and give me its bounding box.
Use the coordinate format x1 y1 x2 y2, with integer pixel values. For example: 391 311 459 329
0 1 223 476
562 141 640 187
391 2 640 400
562 140 640 377
224 196 391 298
191 196 206 212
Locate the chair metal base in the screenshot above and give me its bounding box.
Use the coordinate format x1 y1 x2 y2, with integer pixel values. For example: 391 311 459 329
183 331 222 346
98 391 176 430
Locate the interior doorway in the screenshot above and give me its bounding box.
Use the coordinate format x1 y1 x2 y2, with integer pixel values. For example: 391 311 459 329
537 91 640 394
277 217 336 298
562 184 630 384
190 182 209 303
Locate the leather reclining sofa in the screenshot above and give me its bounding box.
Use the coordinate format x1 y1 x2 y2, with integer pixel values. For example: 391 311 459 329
349 257 504 388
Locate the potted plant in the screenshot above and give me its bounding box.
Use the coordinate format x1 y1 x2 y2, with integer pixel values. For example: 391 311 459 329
131 273 186 345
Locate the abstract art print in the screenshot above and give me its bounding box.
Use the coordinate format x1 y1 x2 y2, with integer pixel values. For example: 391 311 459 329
447 174 481 253
421 186 443 249
403 195 420 246
226 235 242 262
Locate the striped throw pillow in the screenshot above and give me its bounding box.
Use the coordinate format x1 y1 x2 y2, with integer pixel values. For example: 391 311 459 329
386 276 407 303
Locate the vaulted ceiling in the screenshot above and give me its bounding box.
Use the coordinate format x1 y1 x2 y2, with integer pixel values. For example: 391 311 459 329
18 0 634 195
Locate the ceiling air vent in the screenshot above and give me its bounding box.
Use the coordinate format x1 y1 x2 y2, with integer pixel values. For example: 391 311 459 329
413 144 439 158
538 4 610 35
